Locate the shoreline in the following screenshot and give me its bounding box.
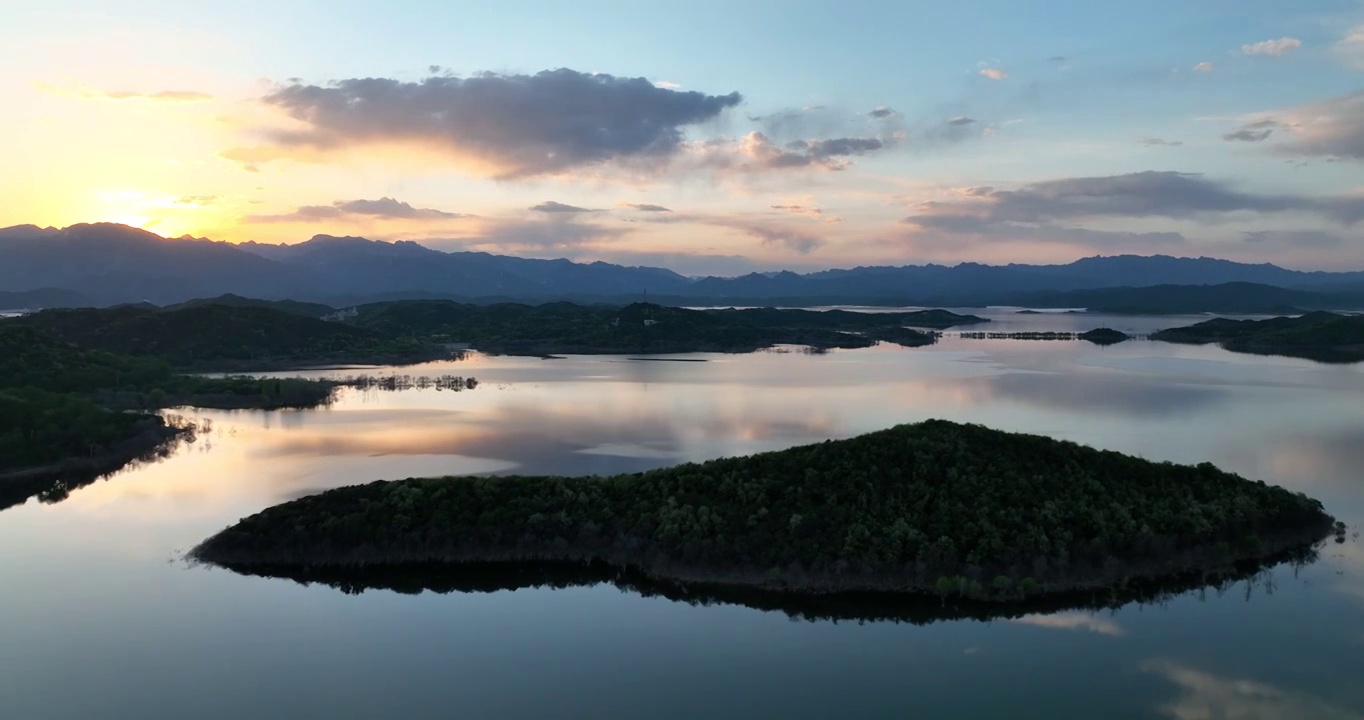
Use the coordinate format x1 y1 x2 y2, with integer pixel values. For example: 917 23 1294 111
0 422 189 488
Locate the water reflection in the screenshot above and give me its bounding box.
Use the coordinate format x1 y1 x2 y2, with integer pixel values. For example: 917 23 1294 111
253 402 842 478
0 426 198 512
1143 659 1364 720
211 543 1322 626
1010 611 1126 637
2 328 1363 719
982 372 1225 417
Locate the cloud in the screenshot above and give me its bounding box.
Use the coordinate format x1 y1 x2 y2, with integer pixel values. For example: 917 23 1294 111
1242 229 1345 248
1048 56 1069 63
1226 91 1364 159
727 222 825 254
980 68 1008 80
1138 136 1184 147
227 68 742 178
1242 37 1302 56
35 84 212 102
902 171 1364 231
1222 119 1277 142
1011 612 1125 636
653 80 681 90
868 106 897 119
947 116 976 126
1193 62 1216 73
447 217 630 253
619 202 672 212
244 196 467 223
530 201 599 213
174 195 218 206
770 204 841 222
1336 26 1364 70
693 131 888 172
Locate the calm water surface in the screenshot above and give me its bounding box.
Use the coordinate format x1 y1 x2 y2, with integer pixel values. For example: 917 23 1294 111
2 312 1362 719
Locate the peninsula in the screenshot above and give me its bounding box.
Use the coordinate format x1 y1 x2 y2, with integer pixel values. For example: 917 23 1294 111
1152 312 1364 363
192 420 1335 602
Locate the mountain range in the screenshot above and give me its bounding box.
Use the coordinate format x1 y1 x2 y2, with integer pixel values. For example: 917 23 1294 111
4 222 1364 310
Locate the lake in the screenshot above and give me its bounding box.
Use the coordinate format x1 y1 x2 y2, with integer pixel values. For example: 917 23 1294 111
2 310 1362 719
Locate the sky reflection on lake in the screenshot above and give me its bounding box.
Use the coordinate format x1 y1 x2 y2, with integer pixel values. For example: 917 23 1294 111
0 323 1362 719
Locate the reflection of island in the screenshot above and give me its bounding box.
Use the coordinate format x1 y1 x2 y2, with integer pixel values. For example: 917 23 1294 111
1152 312 1364 363
0 425 197 512
205 545 1319 626
194 421 1335 603
958 328 1130 345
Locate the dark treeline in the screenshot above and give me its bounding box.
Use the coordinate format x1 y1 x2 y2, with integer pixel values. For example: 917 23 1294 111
0 417 197 512
343 301 983 355
8 297 987 360
5 303 445 370
0 323 478 479
1153 311 1364 363
193 420 1335 603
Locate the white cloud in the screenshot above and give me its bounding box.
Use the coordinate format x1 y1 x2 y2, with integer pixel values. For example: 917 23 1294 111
980 67 1008 80
1193 62 1216 73
1242 37 1302 56
1335 26 1364 70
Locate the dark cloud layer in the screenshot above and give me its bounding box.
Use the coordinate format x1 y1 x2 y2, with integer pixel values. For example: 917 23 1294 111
700 131 888 172
531 201 597 213
907 171 1364 228
1224 92 1364 160
243 69 742 178
621 203 672 212
245 197 466 223
1242 230 1345 249
1222 120 1276 143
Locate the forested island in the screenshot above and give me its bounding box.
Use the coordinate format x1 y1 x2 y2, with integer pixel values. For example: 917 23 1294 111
193 420 1336 602
8 298 988 360
1152 312 1364 363
344 301 986 354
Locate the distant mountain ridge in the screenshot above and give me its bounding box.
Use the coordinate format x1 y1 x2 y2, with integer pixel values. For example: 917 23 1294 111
4 222 1364 308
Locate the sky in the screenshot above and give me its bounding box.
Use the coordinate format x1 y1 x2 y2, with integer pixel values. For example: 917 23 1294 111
4 0 1364 274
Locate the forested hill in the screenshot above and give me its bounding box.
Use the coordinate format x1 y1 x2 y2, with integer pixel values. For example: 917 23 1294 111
193 420 1336 602
344 300 987 354
1152 312 1364 363
5 303 442 369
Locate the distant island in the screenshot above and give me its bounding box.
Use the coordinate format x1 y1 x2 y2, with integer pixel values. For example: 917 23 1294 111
7 298 987 361
1152 312 1364 363
192 420 1336 602
344 301 987 355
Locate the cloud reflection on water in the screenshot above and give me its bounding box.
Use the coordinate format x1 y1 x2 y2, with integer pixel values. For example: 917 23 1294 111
1143 659 1363 720
1010 612 1126 637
